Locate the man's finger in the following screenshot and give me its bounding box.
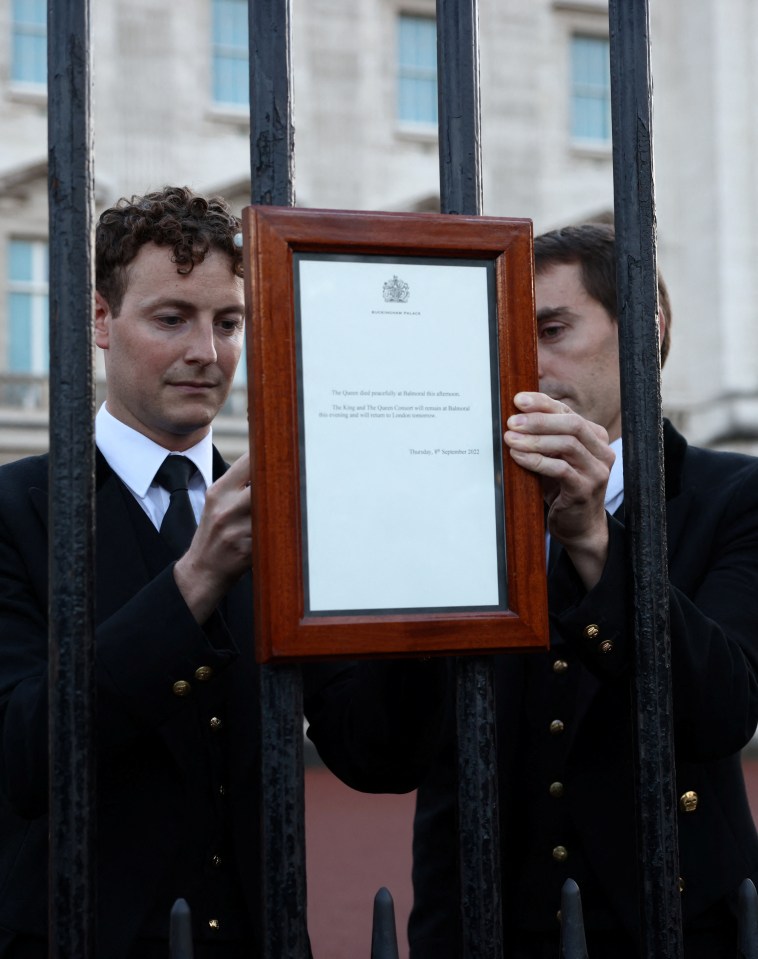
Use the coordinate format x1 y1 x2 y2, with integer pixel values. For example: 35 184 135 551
505 414 611 465
513 391 573 416
211 452 251 491
505 428 615 470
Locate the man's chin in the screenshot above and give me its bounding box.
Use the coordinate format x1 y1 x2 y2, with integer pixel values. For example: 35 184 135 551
163 402 221 437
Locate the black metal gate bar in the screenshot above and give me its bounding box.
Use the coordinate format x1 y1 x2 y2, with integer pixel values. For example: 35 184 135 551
249 0 295 208
248 2 308 957
453 660 502 958
257 667 307 958
436 0 482 216
436 2 503 957
46 0 97 956
607 2 683 957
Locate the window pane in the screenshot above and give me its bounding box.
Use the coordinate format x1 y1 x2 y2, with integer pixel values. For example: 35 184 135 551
7 240 49 373
570 35 611 142
212 0 249 105
13 0 46 22
8 293 33 371
573 97 608 140
214 0 246 43
11 0 47 85
9 241 33 282
397 15 438 125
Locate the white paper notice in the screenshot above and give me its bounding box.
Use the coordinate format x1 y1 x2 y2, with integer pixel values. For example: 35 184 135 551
298 256 504 612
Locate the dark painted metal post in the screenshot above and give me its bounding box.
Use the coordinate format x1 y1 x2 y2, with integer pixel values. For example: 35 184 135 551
559 880 589 959
608 2 683 957
248 3 307 957
169 899 195 959
436 0 482 216
371 888 401 959
437 2 503 957
249 0 295 208
738 879 758 959
47 0 97 956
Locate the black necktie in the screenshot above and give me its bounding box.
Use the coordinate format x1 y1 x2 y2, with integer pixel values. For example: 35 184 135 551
154 455 198 558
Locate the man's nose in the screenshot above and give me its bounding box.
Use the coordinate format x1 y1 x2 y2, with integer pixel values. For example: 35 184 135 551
536 344 545 382
185 320 217 364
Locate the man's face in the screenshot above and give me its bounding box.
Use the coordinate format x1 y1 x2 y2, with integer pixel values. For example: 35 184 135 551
535 261 622 442
95 242 245 451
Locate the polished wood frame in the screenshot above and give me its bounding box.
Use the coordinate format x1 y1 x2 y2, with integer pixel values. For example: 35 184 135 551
243 206 547 662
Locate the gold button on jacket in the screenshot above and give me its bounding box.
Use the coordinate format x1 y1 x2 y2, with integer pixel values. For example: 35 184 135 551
552 845 568 862
195 665 213 682
172 679 191 697
679 790 699 813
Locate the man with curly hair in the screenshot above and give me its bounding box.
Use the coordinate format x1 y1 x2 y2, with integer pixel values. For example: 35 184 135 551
0 185 446 958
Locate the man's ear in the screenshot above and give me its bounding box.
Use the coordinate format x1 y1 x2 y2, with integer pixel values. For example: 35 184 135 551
658 306 666 349
94 291 111 349
657 305 668 367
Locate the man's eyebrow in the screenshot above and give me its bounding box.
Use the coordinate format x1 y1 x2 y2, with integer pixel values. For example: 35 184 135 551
140 296 195 312
536 306 575 323
141 296 244 314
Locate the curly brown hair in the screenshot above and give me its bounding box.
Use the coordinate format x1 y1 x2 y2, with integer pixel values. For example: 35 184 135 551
96 185 243 316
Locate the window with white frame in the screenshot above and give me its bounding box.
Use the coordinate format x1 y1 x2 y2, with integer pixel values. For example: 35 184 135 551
7 239 49 373
397 14 438 126
11 0 47 87
212 0 249 107
570 34 611 144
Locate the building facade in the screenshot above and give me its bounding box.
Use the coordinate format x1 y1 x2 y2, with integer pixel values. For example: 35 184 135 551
0 0 756 461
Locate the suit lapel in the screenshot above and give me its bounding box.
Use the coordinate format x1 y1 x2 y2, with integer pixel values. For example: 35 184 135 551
94 452 172 622
33 447 257 662
661 419 694 569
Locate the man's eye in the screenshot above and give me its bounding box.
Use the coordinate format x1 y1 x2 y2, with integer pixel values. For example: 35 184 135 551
217 318 243 334
158 314 183 326
539 325 563 340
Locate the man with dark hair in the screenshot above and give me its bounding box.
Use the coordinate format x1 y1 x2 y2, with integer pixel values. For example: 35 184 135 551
0 185 439 958
532 222 672 364
406 223 758 958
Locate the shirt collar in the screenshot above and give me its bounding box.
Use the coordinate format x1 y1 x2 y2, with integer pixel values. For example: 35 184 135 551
95 404 215 495
605 435 624 513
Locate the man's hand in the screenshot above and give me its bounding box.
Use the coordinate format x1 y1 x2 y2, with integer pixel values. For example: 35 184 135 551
504 392 615 589
172 453 252 623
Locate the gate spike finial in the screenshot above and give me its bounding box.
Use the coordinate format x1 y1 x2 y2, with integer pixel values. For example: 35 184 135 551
560 879 589 959
169 897 194 959
371 887 400 959
738 878 758 959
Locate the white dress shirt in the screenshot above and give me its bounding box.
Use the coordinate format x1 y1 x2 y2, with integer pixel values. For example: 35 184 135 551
605 435 625 516
95 404 214 529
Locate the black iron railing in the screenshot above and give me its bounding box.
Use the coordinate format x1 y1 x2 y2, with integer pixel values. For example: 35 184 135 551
47 0 96 956
42 0 735 957
608 2 682 955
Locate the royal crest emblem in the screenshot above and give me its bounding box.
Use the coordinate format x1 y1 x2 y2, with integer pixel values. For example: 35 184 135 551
382 275 410 303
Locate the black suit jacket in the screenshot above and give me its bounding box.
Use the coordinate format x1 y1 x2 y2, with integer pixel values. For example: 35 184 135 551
0 449 262 957
0 448 448 958
409 421 758 956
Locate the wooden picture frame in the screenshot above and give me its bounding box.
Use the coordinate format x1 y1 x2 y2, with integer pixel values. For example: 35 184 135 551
243 206 548 662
